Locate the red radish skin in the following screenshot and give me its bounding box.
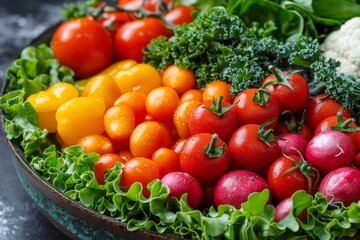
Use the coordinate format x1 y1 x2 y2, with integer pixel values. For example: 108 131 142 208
213 170 270 209
274 197 307 223
277 133 308 156
319 167 360 206
305 130 355 175
161 171 203 209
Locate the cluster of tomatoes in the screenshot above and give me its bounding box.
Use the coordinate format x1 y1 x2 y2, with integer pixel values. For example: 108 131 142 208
52 0 195 78
33 0 360 222
28 52 360 222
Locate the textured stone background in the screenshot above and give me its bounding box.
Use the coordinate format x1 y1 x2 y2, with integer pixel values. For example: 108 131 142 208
0 0 72 239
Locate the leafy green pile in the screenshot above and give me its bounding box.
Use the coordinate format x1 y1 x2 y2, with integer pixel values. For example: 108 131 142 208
179 0 360 42
6 44 75 99
1 44 75 157
144 7 360 121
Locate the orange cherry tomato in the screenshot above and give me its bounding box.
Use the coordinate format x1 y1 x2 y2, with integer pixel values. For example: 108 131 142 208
162 64 196 95
95 154 127 185
202 80 233 103
173 100 200 139
117 150 134 161
180 89 203 102
56 97 106 146
114 91 147 124
121 157 160 198
130 121 173 158
104 104 136 142
145 86 180 120
77 134 114 155
82 74 121 109
152 147 181 178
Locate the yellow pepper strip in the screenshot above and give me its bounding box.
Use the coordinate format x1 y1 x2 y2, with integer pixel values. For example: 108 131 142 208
55 97 106 147
113 63 162 95
82 74 122 109
98 60 137 78
26 82 78 133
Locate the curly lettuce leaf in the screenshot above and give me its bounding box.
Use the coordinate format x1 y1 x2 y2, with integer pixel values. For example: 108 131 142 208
0 90 48 156
5 44 74 98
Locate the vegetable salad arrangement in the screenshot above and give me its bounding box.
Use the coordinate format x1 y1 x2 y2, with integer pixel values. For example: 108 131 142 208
1 0 360 239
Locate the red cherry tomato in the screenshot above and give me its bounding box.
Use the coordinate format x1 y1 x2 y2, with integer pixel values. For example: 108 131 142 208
120 157 160 198
115 18 171 62
52 18 114 78
164 5 196 26
233 88 280 130
305 94 352 131
188 97 238 142
228 123 282 173
180 133 231 185
262 68 309 113
267 155 319 202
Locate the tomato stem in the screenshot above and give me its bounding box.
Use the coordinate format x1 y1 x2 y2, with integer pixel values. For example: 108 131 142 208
252 88 271 107
281 150 320 194
203 96 234 117
258 119 278 147
262 65 300 92
330 106 360 132
204 134 224 158
281 110 306 134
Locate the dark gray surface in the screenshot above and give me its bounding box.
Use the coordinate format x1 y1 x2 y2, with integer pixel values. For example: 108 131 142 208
0 0 73 239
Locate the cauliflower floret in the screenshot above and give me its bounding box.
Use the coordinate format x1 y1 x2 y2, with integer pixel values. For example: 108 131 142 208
321 17 360 80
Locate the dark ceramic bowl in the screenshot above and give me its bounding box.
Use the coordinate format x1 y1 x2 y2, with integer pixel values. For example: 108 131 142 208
0 23 179 240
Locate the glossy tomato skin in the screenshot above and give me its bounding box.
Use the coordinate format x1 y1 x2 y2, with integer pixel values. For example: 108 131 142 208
77 134 114 155
233 88 280 130
228 124 282 173
164 5 196 26
267 155 319 202
115 18 171 62
188 99 238 142
52 18 114 78
305 94 352 131
121 157 160 198
262 71 309 113
180 133 231 185
314 115 356 136
95 154 126 185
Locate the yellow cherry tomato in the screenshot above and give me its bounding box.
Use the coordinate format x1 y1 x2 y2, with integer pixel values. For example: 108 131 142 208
56 97 106 146
82 74 122 109
202 80 233 103
77 134 114 155
104 104 136 142
113 63 162 95
145 86 180 120
180 89 203 102
27 82 78 132
129 121 173 158
173 100 200 139
114 91 147 124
